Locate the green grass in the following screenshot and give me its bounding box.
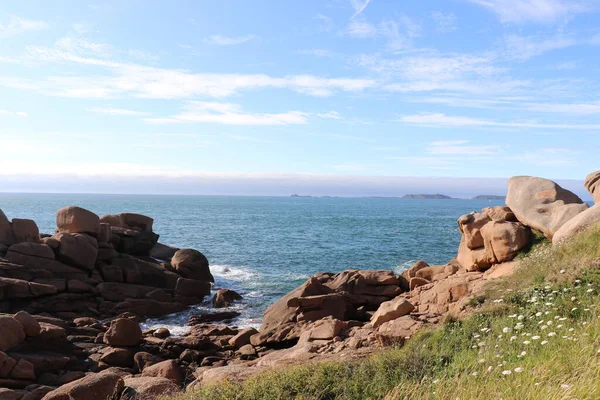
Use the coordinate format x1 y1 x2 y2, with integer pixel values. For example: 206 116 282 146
175 226 600 400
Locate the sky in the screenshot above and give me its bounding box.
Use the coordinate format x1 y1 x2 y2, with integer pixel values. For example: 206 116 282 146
1 0 600 196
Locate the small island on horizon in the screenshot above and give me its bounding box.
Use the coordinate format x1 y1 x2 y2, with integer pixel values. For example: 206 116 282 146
472 195 507 200
401 194 454 199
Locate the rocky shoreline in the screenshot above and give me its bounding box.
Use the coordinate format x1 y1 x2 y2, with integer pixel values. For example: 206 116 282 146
1 173 599 399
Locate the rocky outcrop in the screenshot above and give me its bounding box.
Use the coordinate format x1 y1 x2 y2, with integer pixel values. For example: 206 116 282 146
506 176 588 240
213 289 242 308
457 206 530 271
56 206 100 237
171 249 214 282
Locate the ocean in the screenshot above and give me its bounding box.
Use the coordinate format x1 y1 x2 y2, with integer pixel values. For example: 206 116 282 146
0 193 504 334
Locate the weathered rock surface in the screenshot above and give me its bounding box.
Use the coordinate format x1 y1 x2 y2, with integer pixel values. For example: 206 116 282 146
212 289 242 308
457 206 530 271
371 297 415 328
506 176 588 239
171 249 214 282
553 203 600 244
103 318 142 347
41 373 124 400
56 206 100 237
53 233 98 271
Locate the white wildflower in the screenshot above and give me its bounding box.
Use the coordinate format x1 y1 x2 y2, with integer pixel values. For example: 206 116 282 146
502 370 512 375
514 367 524 373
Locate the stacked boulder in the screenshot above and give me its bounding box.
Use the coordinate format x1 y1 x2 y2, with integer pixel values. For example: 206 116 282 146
251 270 404 346
0 206 214 320
456 206 531 272
505 176 588 240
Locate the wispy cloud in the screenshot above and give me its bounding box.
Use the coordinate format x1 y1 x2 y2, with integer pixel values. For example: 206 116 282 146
467 0 593 23
203 34 258 45
0 16 47 38
0 110 28 117
427 139 502 155
350 0 371 19
315 111 341 119
501 33 577 60
297 49 334 57
4 39 376 99
431 12 457 32
343 16 420 50
315 14 334 32
87 107 150 116
400 112 600 129
144 101 310 126
515 148 578 166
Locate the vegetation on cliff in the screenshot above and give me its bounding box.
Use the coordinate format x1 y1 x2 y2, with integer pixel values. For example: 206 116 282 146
177 226 600 400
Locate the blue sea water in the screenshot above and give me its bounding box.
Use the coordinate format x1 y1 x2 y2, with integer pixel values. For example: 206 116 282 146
0 194 504 333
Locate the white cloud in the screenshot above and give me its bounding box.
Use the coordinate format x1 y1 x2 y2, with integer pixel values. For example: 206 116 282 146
0 110 28 117
298 49 334 57
315 111 342 119
350 0 371 19
5 42 376 99
144 101 310 126
344 19 378 38
87 107 150 116
54 37 113 58
0 16 47 38
400 112 600 129
467 0 593 23
524 101 600 115
431 12 457 32
502 33 577 60
427 140 502 155
343 16 420 50
203 34 257 45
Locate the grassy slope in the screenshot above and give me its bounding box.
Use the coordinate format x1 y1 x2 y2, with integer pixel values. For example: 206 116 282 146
176 226 600 400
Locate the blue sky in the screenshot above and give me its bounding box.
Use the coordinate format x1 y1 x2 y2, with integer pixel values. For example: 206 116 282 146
1 0 600 196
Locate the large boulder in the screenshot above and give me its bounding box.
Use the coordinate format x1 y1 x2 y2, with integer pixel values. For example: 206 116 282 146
553 203 600 244
171 249 214 282
481 221 530 264
13 311 41 337
584 170 600 204
212 289 242 308
457 212 490 249
0 317 25 351
103 318 143 347
10 219 39 243
41 372 124 400
53 232 98 271
100 213 154 232
140 360 183 385
56 206 100 237
6 242 55 261
506 176 588 239
371 297 415 328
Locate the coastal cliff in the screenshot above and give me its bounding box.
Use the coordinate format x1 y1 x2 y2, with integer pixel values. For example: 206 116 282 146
0 172 599 399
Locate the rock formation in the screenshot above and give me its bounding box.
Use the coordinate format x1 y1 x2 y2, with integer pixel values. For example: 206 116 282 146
505 176 588 240
0 172 597 399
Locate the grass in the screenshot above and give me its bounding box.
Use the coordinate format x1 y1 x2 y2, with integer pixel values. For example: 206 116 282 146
174 226 600 400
